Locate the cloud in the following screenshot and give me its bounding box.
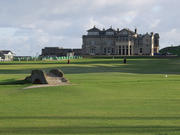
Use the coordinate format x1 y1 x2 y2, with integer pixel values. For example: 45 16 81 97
150 19 161 29
161 28 180 47
84 17 105 30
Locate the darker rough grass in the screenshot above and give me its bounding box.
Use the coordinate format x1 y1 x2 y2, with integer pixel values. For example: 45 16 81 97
1 116 180 120
0 126 179 134
0 79 30 85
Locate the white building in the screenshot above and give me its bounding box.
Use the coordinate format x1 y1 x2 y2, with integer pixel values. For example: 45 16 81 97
0 50 15 61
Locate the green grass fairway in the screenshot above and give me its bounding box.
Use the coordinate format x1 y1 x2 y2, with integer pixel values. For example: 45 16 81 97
0 58 180 135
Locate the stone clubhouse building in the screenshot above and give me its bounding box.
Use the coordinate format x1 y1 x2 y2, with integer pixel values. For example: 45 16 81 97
82 26 160 56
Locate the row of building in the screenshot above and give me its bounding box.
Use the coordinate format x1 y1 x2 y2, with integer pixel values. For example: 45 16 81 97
41 26 160 57
0 27 160 61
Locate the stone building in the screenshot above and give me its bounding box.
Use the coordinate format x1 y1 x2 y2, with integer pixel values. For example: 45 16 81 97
82 26 160 56
41 47 82 57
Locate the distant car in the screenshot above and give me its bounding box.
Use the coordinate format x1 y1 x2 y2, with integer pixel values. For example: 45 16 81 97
154 53 161 56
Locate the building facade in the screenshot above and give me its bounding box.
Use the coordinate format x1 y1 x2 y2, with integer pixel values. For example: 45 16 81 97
82 26 160 56
0 50 14 61
41 47 82 57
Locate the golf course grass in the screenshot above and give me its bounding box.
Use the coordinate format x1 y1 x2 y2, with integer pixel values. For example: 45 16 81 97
0 58 180 135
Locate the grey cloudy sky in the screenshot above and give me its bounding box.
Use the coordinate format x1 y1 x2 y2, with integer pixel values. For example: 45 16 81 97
0 0 179 56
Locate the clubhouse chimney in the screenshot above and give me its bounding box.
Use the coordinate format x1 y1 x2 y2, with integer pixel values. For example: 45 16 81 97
135 28 137 34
